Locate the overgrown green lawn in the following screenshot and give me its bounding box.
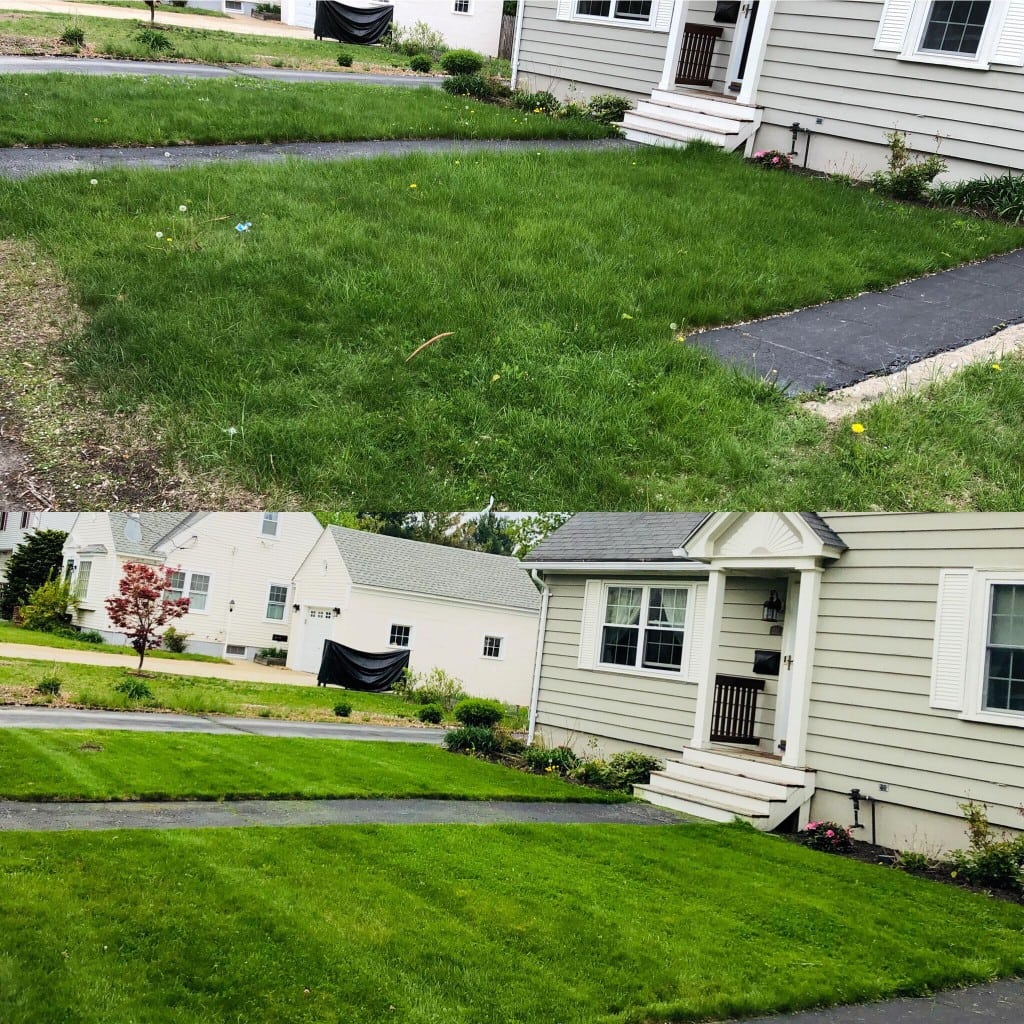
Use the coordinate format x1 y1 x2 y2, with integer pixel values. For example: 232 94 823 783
0 622 226 663
1 822 1021 1022
2 145 1022 506
0 73 607 147
0 729 607 801
0 657 527 727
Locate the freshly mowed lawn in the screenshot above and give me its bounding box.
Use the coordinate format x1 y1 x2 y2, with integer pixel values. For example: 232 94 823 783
0 729 612 801
0 657 526 727
0 74 608 147
3 146 1022 507
0 622 226 663
1 823 1022 1023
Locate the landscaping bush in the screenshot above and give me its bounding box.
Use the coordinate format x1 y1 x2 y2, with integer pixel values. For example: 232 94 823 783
802 820 855 853
606 750 663 788
35 672 62 697
114 677 154 701
77 629 105 644
585 93 631 125
871 130 947 202
390 20 446 59
931 171 1024 224
571 759 610 786
453 698 504 728
394 667 468 711
408 53 433 73
522 744 579 775
417 703 443 724
443 725 501 755
513 90 559 114
256 647 287 659
60 25 85 47
333 701 352 718
751 149 794 171
135 27 173 52
19 578 77 634
441 74 495 100
336 50 353 67
162 626 189 653
946 801 1024 893
441 48 485 75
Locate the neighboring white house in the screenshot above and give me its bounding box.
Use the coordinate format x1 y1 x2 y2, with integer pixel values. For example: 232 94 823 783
0 512 78 584
288 525 541 704
282 0 507 55
61 512 323 659
525 512 1024 852
512 0 1024 180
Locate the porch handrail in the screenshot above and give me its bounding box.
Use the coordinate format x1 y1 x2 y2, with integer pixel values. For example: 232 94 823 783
710 674 765 746
675 22 724 89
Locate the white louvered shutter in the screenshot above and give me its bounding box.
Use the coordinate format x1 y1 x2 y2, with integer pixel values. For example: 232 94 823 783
929 569 973 711
652 0 674 32
993 2 1024 65
685 582 709 681
577 580 603 669
556 0 574 21
874 0 916 51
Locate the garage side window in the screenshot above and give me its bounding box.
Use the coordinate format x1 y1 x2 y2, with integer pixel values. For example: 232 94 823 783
389 624 412 647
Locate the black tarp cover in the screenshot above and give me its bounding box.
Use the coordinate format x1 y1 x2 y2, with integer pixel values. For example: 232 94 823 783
314 1 393 44
317 640 410 691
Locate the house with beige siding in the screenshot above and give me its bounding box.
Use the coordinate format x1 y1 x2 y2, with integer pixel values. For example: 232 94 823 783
62 512 323 659
524 512 1024 852
512 1 1024 179
288 526 541 704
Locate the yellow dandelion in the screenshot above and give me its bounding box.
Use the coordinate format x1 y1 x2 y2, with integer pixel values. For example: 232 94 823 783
851 422 865 434
409 183 418 189
992 363 1002 371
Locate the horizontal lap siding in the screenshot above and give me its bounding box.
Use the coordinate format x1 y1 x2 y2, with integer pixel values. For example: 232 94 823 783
755 2 1024 175
536 574 696 755
809 514 1024 830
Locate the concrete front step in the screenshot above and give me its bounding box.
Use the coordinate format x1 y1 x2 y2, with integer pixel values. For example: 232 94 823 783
681 747 814 789
634 784 770 823
621 126 734 150
653 762 791 802
641 777 773 817
633 100 741 135
649 88 760 121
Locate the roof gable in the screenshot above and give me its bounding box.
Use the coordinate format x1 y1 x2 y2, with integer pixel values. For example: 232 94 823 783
682 513 847 561
524 513 710 564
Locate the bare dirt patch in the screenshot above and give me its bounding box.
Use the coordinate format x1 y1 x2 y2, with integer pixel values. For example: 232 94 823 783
0 238 289 509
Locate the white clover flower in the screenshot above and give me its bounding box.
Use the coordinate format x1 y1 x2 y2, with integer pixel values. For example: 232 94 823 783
155 231 164 239
89 178 98 186
179 205 188 213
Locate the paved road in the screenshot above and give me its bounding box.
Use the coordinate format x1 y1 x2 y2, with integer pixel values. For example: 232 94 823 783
0 796 680 831
0 54 442 85
0 705 445 741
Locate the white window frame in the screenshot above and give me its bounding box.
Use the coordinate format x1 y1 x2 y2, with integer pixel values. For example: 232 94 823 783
74 560 92 602
595 581 694 679
556 0 672 33
481 634 505 660
963 571 1024 727
452 0 472 13
260 512 281 540
388 623 414 648
166 569 212 614
573 0 653 27
881 0 1010 69
264 582 290 623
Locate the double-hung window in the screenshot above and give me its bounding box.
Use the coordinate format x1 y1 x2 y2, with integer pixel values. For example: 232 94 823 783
600 585 687 672
266 584 289 621
261 512 280 538
165 570 210 612
985 583 1024 714
920 1 991 57
576 0 652 22
75 560 92 601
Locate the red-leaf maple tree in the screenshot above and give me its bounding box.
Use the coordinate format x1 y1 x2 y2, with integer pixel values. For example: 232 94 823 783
104 562 190 672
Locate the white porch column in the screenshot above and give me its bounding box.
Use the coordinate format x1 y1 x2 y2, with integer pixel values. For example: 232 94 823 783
658 0 691 90
780 566 823 768
736 0 776 107
689 567 725 750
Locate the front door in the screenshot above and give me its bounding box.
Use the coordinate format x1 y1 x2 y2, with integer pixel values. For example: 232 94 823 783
773 575 798 752
725 1 760 94
300 607 335 674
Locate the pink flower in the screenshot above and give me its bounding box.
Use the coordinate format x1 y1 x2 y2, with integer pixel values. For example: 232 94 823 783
826 829 835 837
753 151 766 159
806 822 818 830
772 156 780 165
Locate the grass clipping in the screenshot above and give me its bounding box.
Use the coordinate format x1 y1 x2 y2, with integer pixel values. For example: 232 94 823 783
0 238 278 508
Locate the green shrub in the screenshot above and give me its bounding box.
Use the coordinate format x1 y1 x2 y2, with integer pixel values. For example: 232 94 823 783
606 750 663 788
114 677 154 701
441 74 494 99
453 698 504 728
77 629 105 644
931 171 1024 224
19 577 77 634
870 130 947 202
947 801 1024 892
571 759 610 786
256 647 287 659
333 701 352 718
522 744 579 775
162 626 189 653
443 725 500 754
417 703 443 724
394 667 468 711
336 50 353 67
802 820 854 853
408 53 433 72
585 93 631 125
513 90 559 114
390 20 446 59
60 25 85 47
135 27 173 52
441 48 485 75
36 672 62 697
895 850 931 872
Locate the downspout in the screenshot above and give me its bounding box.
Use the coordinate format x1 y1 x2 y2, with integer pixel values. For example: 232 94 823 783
510 0 527 90
526 568 550 745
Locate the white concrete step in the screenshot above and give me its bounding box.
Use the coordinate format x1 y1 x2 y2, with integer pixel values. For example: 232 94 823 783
681 747 814 788
650 88 760 121
641 778 772 817
621 113 739 144
635 784 769 823
621 126 730 150
654 762 791 802
633 101 741 135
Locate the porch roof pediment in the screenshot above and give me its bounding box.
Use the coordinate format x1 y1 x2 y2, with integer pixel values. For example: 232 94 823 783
677 513 845 567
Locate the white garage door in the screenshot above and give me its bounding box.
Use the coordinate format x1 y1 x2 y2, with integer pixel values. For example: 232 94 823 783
283 0 316 29
301 607 335 674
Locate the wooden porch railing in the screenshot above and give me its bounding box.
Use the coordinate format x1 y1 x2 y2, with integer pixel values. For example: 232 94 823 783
710 674 765 745
675 23 724 88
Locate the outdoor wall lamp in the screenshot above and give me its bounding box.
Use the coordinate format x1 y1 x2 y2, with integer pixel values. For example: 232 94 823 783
292 604 300 612
762 590 785 622
332 608 341 616
228 600 235 613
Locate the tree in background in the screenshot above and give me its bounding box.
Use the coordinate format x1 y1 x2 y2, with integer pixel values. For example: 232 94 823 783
504 513 572 556
104 562 190 672
0 529 68 620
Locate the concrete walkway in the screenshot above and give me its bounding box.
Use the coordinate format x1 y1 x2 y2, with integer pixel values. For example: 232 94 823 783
0 706 444 741
0 640 319 684
0 796 681 831
0 54 442 85
694 248 1024 393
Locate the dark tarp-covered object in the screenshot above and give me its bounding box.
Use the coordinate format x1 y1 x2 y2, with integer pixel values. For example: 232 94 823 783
317 640 410 691
314 1 394 44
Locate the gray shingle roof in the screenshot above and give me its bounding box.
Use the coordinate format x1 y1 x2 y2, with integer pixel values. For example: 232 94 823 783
328 526 541 611
525 513 846 562
108 513 195 557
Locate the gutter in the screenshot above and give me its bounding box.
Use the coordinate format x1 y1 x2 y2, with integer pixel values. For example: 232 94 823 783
526 568 550 745
510 0 527 90
522 559 706 573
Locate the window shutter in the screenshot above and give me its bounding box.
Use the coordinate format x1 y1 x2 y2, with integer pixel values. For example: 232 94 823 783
874 0 916 52
993 2 1024 65
685 581 708 681
556 0 573 21
578 580 603 670
652 0 674 32
929 569 973 711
